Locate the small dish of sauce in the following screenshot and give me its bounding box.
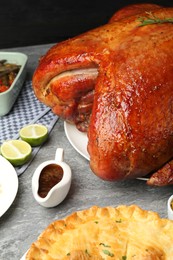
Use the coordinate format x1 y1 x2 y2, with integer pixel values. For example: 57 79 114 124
167 195 173 220
32 148 72 208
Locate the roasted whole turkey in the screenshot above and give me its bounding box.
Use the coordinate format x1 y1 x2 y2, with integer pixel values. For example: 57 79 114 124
32 4 173 186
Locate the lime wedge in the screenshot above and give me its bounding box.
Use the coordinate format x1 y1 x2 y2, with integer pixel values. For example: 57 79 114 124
0 140 32 166
19 124 48 146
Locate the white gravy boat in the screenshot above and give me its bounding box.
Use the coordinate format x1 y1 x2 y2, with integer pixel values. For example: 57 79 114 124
168 194 173 220
32 148 72 208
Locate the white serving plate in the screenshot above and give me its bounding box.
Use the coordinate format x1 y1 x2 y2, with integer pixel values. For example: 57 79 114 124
64 121 89 160
64 121 148 181
0 52 28 116
0 155 18 217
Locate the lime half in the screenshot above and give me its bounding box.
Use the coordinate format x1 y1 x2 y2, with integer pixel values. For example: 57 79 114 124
19 124 48 146
0 140 32 166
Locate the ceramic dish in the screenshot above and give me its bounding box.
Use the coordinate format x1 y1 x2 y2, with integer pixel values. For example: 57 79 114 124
0 155 18 217
0 52 28 116
64 121 148 181
20 252 27 260
20 250 29 260
32 148 72 208
64 121 89 160
167 195 173 220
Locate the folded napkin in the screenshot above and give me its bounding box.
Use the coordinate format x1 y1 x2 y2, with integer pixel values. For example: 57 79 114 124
0 81 59 176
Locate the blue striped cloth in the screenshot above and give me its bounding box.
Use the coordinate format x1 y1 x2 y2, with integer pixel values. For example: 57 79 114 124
0 81 59 176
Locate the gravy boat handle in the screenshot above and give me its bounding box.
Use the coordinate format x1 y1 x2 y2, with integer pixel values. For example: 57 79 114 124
55 148 64 162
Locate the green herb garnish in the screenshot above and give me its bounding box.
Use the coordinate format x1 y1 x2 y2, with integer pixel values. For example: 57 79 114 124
122 256 127 260
138 11 173 26
102 249 114 257
85 249 91 257
116 219 122 223
99 243 111 247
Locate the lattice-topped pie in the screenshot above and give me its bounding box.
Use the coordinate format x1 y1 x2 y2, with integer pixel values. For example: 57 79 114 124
26 205 173 259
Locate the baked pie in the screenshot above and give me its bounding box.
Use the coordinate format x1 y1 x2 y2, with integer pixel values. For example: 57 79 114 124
26 205 173 259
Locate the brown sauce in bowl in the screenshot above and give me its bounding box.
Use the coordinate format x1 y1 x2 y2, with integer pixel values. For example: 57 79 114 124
171 200 173 211
38 164 63 198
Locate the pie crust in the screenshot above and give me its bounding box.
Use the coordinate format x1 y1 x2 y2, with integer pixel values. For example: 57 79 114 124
26 205 173 259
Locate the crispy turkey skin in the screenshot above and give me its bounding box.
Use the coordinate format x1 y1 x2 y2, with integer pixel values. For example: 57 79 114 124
32 4 173 185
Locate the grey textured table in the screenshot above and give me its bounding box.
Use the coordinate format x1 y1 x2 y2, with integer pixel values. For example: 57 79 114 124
1 44 173 260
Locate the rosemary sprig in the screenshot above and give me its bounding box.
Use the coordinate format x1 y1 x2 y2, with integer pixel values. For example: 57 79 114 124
137 11 173 26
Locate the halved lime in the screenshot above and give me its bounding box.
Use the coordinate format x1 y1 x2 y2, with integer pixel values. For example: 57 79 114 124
0 140 32 166
19 124 48 146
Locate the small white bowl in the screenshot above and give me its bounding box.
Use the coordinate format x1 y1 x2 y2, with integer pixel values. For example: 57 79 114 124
167 195 173 220
32 148 72 208
0 52 28 116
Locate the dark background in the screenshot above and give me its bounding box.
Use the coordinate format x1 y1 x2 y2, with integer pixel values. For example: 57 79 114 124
1 0 173 49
